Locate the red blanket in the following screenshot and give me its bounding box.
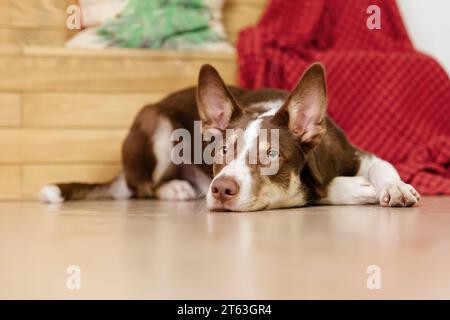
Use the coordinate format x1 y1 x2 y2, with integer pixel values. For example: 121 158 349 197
237 0 450 195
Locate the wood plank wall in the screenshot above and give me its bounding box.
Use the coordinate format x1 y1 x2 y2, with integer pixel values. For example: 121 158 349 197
0 0 267 200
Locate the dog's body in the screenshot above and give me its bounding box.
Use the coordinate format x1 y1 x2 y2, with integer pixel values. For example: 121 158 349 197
40 64 420 211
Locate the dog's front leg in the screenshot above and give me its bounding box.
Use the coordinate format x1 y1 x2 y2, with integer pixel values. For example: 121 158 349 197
358 154 420 207
317 176 378 205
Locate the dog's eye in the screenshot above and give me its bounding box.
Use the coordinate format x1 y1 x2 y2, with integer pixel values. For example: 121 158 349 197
267 149 279 159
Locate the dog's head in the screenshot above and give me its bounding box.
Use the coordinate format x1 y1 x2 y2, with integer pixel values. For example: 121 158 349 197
197 63 327 211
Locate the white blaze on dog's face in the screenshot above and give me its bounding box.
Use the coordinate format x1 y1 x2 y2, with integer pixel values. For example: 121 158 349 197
197 64 328 211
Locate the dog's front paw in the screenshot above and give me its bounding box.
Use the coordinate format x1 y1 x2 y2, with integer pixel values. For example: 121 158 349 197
156 180 198 201
379 182 420 207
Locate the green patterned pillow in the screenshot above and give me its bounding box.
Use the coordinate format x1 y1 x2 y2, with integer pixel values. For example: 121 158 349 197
97 0 230 49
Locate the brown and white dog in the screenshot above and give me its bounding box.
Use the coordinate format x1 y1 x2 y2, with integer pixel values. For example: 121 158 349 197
40 63 420 211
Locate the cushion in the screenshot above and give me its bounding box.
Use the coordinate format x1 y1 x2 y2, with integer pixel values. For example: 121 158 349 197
67 0 232 51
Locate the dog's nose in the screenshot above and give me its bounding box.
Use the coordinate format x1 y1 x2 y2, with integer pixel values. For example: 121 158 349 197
211 177 240 202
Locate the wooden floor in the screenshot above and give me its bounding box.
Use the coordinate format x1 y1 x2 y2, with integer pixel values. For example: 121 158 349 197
1 196 450 299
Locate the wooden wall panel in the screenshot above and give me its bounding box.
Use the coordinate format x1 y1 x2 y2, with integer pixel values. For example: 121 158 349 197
0 166 21 199
0 28 70 49
0 54 236 91
23 92 165 127
22 164 121 198
0 129 127 163
0 93 21 126
10 0 76 28
223 0 266 43
0 1 11 26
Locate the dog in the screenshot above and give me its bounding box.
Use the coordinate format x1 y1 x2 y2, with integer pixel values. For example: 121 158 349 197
40 63 420 211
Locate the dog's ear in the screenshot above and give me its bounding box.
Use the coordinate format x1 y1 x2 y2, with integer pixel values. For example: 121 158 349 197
197 64 242 131
274 63 327 149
